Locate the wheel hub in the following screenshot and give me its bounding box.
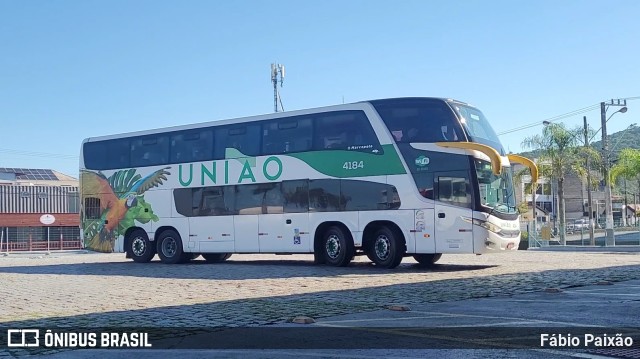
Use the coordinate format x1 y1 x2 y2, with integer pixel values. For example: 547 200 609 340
375 235 391 260
162 237 177 257
131 237 145 256
326 234 341 259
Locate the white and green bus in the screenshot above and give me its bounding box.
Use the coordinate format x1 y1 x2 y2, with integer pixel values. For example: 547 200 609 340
80 97 537 268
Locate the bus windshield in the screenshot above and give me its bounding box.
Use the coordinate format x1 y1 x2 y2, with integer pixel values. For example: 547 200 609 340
449 104 505 155
475 159 517 214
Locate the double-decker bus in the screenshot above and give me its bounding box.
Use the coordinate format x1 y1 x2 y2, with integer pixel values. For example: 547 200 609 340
80 97 537 268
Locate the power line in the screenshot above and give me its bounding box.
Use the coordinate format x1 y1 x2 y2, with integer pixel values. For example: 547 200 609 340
0 148 77 160
497 96 640 136
497 104 599 135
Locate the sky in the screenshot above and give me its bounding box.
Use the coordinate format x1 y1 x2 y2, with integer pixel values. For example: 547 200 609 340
1 0 638 178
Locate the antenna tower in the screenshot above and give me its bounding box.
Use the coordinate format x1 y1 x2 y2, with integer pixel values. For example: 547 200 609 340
271 63 285 112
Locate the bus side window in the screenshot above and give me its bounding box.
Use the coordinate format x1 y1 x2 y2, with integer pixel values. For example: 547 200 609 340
315 110 380 153
323 132 347 149
215 124 261 158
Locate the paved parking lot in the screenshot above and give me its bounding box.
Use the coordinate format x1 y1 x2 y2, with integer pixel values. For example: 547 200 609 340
1 250 639 331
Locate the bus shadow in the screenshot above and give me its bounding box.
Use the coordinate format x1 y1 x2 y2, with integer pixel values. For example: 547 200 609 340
0 258 498 280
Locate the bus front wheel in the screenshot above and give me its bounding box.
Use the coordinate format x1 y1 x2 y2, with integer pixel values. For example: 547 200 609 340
413 253 442 266
368 227 405 269
127 229 155 263
322 226 354 267
157 229 185 264
202 253 232 262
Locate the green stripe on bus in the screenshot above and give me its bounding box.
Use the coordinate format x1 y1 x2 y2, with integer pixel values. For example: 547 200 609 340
287 145 406 178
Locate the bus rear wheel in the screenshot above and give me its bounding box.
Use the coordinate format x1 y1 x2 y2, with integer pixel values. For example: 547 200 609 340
127 229 155 263
322 226 354 267
202 253 232 262
368 227 405 269
157 229 185 264
413 253 442 266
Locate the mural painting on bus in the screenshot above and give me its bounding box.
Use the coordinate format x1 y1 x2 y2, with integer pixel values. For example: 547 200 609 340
80 167 171 252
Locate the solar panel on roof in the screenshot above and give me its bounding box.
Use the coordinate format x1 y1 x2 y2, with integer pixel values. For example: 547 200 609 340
0 168 59 181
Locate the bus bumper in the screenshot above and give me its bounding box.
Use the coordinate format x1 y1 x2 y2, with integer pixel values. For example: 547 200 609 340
476 230 520 253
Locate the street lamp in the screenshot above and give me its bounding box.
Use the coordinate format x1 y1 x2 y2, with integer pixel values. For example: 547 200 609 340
601 100 628 246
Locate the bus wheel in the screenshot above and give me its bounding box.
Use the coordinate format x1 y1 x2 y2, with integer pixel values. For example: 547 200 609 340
127 229 155 263
157 229 184 264
202 253 232 263
322 226 354 267
413 253 442 266
369 227 405 269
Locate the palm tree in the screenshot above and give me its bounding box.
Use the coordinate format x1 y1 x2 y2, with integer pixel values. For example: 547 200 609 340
611 148 640 224
522 123 584 245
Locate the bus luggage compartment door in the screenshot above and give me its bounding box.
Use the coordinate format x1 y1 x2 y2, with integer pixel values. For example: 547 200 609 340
189 216 235 253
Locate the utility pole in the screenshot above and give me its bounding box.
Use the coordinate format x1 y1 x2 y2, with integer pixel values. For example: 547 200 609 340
624 179 628 227
601 99 628 246
584 116 595 245
271 63 285 112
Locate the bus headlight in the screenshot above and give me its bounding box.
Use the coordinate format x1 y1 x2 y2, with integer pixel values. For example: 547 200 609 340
471 218 502 234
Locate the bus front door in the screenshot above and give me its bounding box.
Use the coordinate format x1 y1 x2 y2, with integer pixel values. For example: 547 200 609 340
433 172 474 253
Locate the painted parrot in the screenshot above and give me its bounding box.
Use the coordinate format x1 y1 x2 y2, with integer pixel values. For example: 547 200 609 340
81 167 171 252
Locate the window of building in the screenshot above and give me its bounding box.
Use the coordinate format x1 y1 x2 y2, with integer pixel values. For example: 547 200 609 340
67 192 79 213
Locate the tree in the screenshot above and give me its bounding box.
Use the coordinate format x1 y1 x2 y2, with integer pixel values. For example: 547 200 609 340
611 149 640 223
521 123 585 245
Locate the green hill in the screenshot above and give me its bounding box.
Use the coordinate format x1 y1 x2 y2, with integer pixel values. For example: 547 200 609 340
516 123 640 160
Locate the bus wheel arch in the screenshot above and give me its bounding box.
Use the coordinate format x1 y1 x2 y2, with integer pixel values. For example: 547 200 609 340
124 227 155 263
155 227 186 264
314 221 354 267
362 221 406 269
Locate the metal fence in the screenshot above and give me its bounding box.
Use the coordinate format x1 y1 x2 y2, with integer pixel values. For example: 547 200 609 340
520 220 640 248
0 226 82 252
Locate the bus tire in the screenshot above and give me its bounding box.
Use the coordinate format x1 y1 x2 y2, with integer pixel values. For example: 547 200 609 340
322 226 354 267
369 227 405 269
127 229 155 263
157 229 185 264
413 253 442 266
202 253 232 262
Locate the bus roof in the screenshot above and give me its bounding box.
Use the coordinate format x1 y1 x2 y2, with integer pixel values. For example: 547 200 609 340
81 97 473 144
